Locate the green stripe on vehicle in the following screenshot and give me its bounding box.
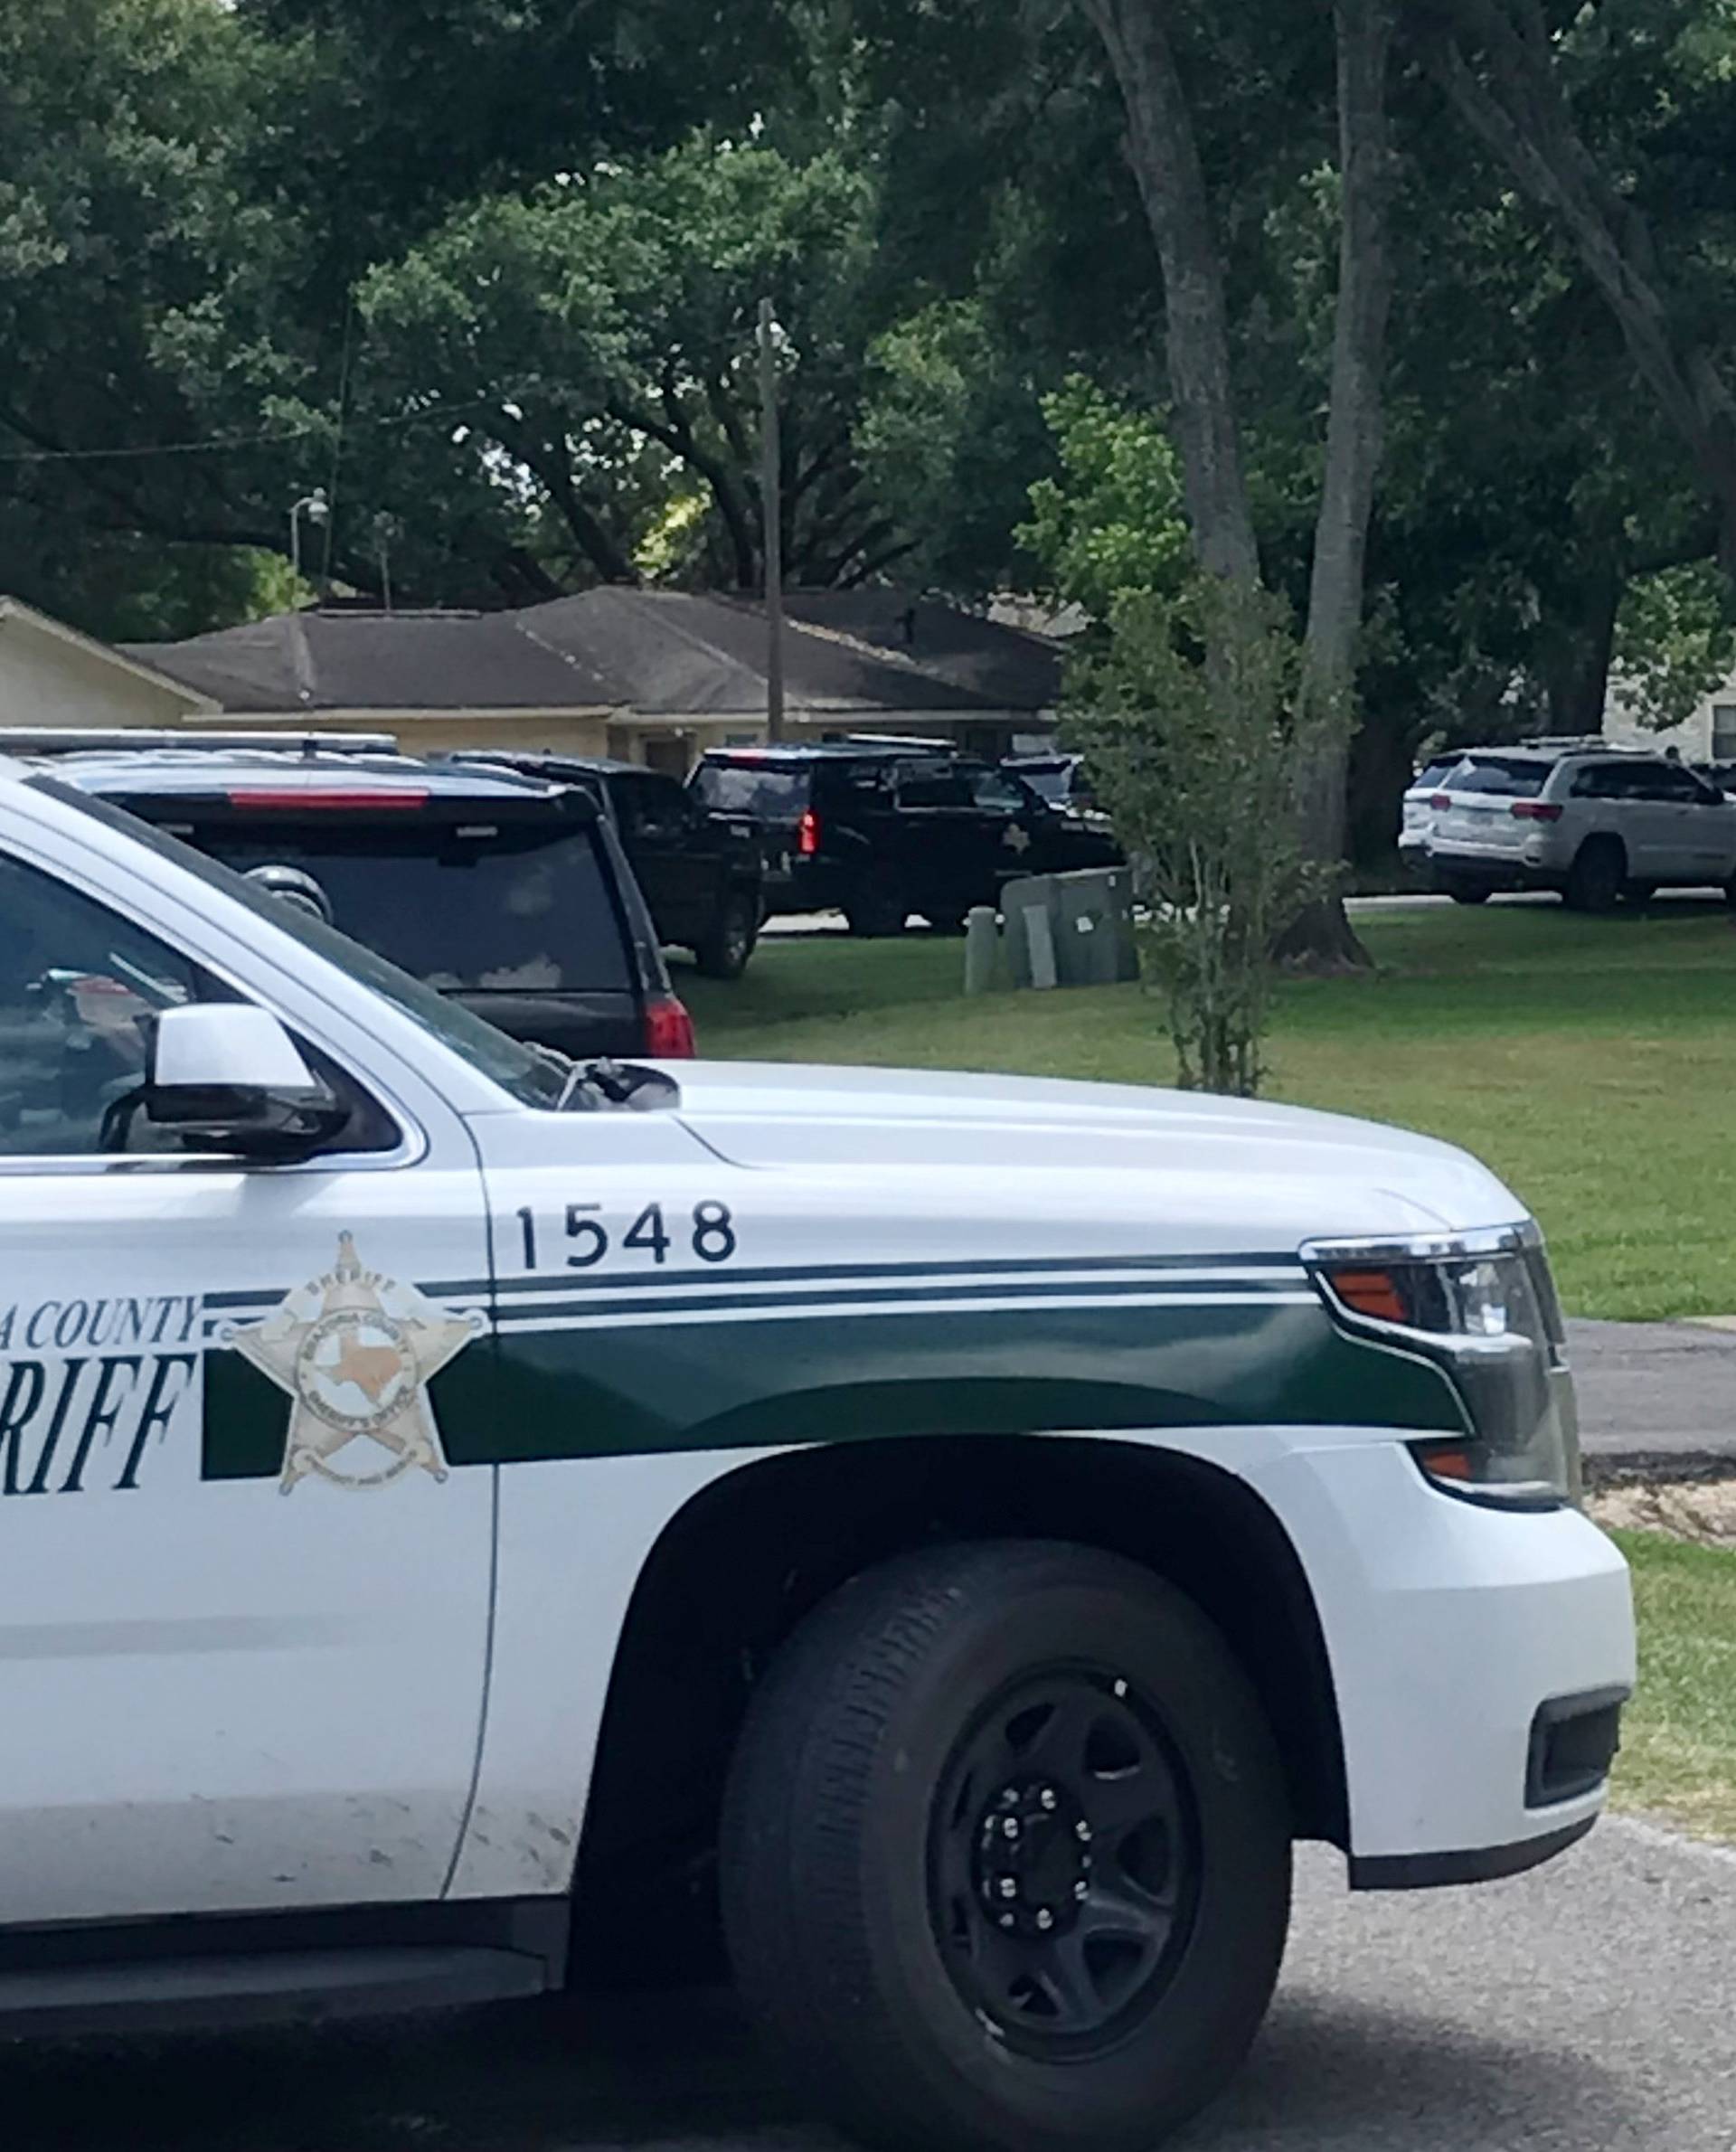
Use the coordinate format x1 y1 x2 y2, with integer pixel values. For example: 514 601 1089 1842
200 1294 1463 1481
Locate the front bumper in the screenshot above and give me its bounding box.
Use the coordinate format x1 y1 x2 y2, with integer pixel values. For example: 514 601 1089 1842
1246 1435 1636 1885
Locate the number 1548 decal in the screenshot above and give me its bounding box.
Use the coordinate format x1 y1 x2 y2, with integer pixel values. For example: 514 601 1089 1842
513 1201 737 1272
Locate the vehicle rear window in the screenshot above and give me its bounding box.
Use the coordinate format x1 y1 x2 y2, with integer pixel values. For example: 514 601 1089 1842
691 761 809 818
1448 756 1549 799
1015 764 1070 804
1414 758 1465 790
175 819 632 992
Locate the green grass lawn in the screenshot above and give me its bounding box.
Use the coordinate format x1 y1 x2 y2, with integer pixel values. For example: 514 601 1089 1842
682 901 1736 1319
1609 1529 1736 1838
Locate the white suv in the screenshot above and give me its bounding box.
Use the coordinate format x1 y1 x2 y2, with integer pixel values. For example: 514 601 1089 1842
1426 744 1736 909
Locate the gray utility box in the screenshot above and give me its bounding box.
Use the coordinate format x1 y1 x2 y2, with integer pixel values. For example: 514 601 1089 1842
1002 867 1139 990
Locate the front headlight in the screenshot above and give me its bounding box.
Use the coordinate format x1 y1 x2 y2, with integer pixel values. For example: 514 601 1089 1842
1301 1223 1580 1509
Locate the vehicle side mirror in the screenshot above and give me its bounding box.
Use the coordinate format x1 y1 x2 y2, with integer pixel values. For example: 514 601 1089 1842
144 1005 348 1159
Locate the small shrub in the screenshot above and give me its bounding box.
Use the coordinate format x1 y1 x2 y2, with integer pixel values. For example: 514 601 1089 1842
1068 576 1333 1096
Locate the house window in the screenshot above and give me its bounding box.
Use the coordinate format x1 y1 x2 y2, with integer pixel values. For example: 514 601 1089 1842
1712 703 1736 761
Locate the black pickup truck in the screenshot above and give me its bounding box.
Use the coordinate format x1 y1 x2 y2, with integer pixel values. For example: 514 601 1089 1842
690 743 1123 935
461 753 767 980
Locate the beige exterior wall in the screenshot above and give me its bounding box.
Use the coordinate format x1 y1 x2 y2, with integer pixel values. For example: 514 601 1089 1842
1605 676 1736 763
207 708 616 759
0 615 204 730
605 717 768 773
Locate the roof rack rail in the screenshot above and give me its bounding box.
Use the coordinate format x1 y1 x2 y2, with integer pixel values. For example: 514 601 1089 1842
0 726 401 759
824 731 958 751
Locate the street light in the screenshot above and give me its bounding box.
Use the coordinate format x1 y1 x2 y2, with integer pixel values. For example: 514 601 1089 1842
288 488 329 587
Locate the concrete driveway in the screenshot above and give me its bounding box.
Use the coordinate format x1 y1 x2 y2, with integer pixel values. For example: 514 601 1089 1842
14 1822 1731 2151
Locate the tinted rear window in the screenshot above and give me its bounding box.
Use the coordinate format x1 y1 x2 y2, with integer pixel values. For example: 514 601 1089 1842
175 819 631 992
1414 758 1465 790
1449 756 1550 799
692 761 809 818
1015 764 1070 804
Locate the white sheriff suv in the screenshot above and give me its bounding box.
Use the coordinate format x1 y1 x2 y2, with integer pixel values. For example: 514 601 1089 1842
0 758 1634 2151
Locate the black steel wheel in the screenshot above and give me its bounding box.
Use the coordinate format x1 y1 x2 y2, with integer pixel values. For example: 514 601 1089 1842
929 1666 1199 2058
722 1541 1291 2152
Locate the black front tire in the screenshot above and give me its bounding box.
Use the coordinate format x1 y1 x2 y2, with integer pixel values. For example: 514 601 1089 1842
721 1542 1292 2152
1441 878 1491 906
693 890 760 980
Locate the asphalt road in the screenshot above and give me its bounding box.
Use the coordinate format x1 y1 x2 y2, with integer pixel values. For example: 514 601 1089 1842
1571 1318 1736 1464
10 1820 1730 2151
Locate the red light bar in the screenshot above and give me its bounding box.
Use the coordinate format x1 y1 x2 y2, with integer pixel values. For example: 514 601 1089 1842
1510 800 1564 822
223 788 429 810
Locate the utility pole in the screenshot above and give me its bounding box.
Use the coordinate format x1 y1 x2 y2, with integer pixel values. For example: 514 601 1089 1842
758 297 786 743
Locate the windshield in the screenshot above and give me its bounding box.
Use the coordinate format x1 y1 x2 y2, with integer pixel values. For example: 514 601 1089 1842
691 761 809 819
39 781 571 1109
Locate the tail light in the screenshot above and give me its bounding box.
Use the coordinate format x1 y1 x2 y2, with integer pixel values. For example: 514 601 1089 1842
797 807 821 856
1429 793 1452 809
1511 801 1564 822
643 994 696 1059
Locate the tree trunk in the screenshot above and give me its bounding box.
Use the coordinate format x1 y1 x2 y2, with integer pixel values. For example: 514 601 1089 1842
1083 0 1393 970
1076 0 1260 587
1282 0 1398 968
1427 0 1736 576
1347 704 1424 873
1539 560 1620 735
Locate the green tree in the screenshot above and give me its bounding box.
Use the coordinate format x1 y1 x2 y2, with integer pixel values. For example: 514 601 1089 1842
352 138 902 594
1014 376 1190 619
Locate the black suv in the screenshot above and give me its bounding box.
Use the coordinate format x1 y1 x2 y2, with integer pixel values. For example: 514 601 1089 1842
690 743 1123 935
32 742 696 1062
458 753 765 979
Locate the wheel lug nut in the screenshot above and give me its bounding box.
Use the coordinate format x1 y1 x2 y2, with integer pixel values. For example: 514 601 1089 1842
1074 1879 1090 1901
999 1913 1014 1930
1075 1821 1092 1842
1003 1818 1019 1839
1039 1788 1058 1811
1036 1909 1053 1930
1000 1877 1017 1900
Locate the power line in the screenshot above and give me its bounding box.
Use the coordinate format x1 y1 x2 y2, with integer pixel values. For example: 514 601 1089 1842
0 401 481 467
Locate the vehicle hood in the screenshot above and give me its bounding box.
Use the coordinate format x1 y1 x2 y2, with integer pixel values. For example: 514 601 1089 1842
672 1061 1526 1243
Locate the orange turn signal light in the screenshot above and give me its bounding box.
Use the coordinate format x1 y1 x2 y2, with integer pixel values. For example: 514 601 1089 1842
1326 1267 1410 1325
